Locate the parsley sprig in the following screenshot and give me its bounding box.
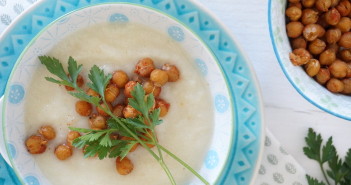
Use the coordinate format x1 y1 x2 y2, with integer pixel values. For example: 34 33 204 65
39 56 209 185
304 128 351 185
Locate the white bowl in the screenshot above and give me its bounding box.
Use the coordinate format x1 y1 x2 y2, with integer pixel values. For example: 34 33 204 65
268 0 351 120
0 1 264 185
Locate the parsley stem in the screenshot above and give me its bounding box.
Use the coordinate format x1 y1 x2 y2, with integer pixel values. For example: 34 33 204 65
320 162 331 185
158 145 210 185
160 160 177 185
103 106 177 185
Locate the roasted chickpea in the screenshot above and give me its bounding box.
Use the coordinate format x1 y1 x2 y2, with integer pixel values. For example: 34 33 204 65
55 144 73 160
156 99 170 117
104 84 119 103
142 80 155 95
25 135 47 154
330 0 340 7
286 21 304 38
124 81 137 98
132 76 144 84
342 78 351 94
302 0 316 8
336 17 351 33
329 60 348 78
89 114 107 129
303 24 325 41
96 103 112 117
291 37 307 49
286 6 303 21
316 68 331 84
65 74 84 91
327 43 340 53
309 39 326 54
112 70 129 88
153 86 161 97
75 101 92 116
302 9 319 25
336 0 351 16
305 59 321 76
290 2 303 8
66 131 81 147
150 69 169 86
112 104 125 117
338 32 351 48
319 49 336 65
289 0 301 3
161 64 180 82
346 63 351 77
38 125 56 140
340 49 351 61
142 80 161 97
134 58 155 77
315 0 332 12
110 133 119 140
326 28 342 44
325 8 341 25
116 157 134 175
317 13 329 28
289 48 312 65
123 105 140 118
86 88 99 97
326 78 344 92
121 136 138 152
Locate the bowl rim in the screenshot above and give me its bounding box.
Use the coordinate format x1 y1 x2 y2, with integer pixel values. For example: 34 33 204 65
267 0 351 121
192 1 265 184
1 1 265 185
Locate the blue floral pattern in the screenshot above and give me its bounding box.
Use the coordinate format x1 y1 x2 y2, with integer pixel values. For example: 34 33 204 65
195 58 208 76
109 13 128 23
205 150 219 169
8 84 24 104
8 143 16 159
168 26 185 41
25 176 39 185
215 94 229 113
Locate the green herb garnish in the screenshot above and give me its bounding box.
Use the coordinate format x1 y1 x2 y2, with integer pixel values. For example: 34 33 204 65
304 128 351 185
39 56 209 185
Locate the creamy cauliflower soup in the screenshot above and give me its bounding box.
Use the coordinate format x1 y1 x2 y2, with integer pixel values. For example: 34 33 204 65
24 23 214 185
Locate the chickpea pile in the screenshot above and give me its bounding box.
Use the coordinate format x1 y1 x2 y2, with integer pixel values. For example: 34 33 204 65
286 0 351 94
25 57 180 175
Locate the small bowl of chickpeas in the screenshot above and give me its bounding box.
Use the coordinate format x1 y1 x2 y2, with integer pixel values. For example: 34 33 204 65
269 0 351 120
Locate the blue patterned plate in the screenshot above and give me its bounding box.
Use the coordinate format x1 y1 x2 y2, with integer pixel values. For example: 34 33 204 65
0 1 264 185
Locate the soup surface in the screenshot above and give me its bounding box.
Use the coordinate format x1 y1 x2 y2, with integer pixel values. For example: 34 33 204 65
24 23 214 185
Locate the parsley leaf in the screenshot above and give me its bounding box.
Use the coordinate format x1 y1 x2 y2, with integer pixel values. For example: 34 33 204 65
322 137 336 163
304 128 323 161
39 56 82 89
307 175 327 185
129 84 150 116
39 56 70 82
87 65 111 100
304 128 351 185
68 91 101 105
67 57 83 86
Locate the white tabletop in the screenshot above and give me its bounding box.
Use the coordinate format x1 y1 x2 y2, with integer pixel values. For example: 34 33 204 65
198 0 351 182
